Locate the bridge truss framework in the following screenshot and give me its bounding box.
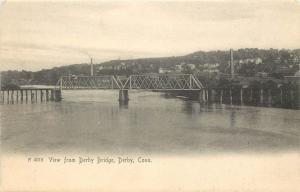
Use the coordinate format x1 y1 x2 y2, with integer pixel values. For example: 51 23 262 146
57 74 204 90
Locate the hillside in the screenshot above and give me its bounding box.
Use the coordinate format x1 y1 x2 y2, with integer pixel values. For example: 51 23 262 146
1 48 300 86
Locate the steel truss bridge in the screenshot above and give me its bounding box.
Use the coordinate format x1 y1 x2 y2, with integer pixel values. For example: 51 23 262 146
57 74 205 90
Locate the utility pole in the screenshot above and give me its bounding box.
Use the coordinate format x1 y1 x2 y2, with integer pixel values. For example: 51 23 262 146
230 49 234 78
90 57 94 76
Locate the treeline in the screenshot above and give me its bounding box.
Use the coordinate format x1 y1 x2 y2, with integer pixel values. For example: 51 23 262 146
95 48 300 76
1 48 300 87
1 64 90 87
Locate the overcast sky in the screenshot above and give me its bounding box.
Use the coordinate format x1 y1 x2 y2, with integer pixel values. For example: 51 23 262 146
0 0 300 71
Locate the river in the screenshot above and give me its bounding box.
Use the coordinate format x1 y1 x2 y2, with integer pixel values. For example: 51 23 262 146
1 90 299 154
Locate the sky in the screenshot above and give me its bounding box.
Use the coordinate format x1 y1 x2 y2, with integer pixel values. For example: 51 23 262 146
0 0 300 71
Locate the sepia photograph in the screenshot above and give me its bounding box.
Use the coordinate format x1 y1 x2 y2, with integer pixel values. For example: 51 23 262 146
0 0 299 191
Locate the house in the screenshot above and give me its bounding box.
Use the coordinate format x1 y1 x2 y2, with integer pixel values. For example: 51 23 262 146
256 72 268 78
254 58 263 64
238 58 262 65
158 67 172 74
98 65 104 70
175 64 182 72
186 64 196 70
203 69 220 73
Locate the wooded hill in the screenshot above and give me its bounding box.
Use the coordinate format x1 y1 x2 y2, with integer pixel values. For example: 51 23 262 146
1 48 300 86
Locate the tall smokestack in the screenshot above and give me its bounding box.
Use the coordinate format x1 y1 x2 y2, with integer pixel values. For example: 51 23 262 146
230 49 234 77
90 57 94 76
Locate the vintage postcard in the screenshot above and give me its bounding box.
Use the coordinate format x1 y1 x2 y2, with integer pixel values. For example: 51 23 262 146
0 0 299 191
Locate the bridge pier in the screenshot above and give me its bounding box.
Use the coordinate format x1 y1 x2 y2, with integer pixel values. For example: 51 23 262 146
210 89 216 103
54 89 62 102
119 90 129 101
198 89 207 103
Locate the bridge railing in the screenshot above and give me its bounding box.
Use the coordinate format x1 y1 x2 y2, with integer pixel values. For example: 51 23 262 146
57 74 204 90
122 74 204 90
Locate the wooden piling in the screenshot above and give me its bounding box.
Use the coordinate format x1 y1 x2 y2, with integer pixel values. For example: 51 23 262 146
50 90 54 101
211 89 216 103
267 89 272 106
40 90 43 102
260 89 264 104
30 90 33 101
206 89 209 102
0 89 58 104
7 90 9 103
240 88 243 104
250 88 253 103
229 89 232 105
290 90 294 108
21 90 23 102
16 90 19 102
46 90 49 101
280 88 283 105
11 90 14 103
220 89 223 104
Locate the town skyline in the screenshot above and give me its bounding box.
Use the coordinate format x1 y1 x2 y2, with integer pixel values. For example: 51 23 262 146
1 47 299 72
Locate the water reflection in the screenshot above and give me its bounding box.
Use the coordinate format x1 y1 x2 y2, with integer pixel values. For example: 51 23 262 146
119 100 129 109
230 110 237 128
1 90 299 154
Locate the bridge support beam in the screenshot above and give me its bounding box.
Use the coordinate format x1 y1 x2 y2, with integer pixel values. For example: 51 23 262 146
267 89 272 106
54 89 62 102
50 90 54 101
210 89 216 103
119 90 129 102
198 89 207 103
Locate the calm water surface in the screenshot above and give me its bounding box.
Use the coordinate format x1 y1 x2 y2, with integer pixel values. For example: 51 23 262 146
1 90 299 154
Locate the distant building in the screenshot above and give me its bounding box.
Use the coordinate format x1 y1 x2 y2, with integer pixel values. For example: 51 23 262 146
254 58 263 64
256 72 268 78
102 65 113 70
98 65 104 70
292 56 299 63
186 64 196 70
200 63 220 73
175 64 182 72
208 63 219 69
113 65 120 70
238 58 262 65
275 66 290 73
203 69 220 73
158 67 172 74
